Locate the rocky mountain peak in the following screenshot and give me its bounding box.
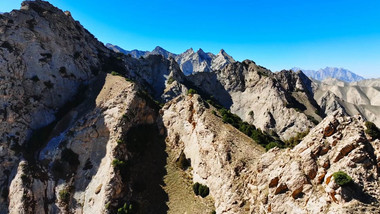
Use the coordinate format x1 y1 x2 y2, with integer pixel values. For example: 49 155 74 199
184 47 194 54
150 46 176 59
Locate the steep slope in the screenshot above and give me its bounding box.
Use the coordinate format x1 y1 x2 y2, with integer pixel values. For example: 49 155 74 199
163 94 264 213
187 61 319 139
8 74 166 213
0 1 114 211
175 48 214 75
0 1 184 213
211 49 235 71
249 110 380 213
294 67 365 82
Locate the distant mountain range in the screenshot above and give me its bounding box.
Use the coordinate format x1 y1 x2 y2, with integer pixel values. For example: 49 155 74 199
106 44 235 75
292 67 365 82
107 44 366 82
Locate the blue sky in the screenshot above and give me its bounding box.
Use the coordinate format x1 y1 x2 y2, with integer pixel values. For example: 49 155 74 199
1 0 380 78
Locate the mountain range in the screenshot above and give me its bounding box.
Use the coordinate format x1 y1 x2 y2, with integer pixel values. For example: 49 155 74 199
106 44 235 75
1 1 380 214
292 67 365 82
107 44 367 83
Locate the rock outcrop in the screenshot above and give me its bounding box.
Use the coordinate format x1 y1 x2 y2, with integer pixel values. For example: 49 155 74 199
249 110 380 213
8 74 164 213
187 61 318 139
0 1 111 211
163 94 264 213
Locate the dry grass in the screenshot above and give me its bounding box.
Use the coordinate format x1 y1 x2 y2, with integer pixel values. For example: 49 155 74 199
163 147 215 214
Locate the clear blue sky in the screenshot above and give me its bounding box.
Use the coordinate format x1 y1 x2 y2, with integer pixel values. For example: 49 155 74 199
1 0 380 78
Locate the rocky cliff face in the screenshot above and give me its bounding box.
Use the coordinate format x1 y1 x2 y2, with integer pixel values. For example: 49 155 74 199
8 74 162 213
0 1 112 211
163 94 264 213
187 61 319 139
249 110 380 213
0 1 178 213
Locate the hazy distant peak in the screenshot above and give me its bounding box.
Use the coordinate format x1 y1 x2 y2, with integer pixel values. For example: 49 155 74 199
292 67 365 83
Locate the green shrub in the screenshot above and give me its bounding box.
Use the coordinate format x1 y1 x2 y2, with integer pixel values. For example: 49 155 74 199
307 115 319 125
332 171 353 186
59 189 70 204
105 202 111 210
284 130 309 148
193 182 200 195
193 182 209 198
117 139 125 144
111 71 122 76
177 151 190 170
211 210 216 214
365 121 380 140
187 88 197 95
117 202 135 214
125 77 133 82
212 110 217 116
167 76 175 84
215 107 283 149
265 142 280 151
112 159 127 169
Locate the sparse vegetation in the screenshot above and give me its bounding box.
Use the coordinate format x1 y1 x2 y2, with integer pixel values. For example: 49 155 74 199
217 107 283 148
105 202 111 210
112 159 128 179
365 121 380 140
332 171 353 186
307 115 319 125
284 130 309 148
193 182 210 198
117 202 134 214
265 142 282 151
187 88 197 95
59 189 70 204
112 159 127 169
137 90 163 109
111 71 122 76
177 151 190 170
167 76 175 84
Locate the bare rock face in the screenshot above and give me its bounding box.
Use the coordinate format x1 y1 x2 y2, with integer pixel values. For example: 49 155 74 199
8 74 161 213
249 110 380 213
188 61 317 139
0 1 111 211
162 94 265 213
